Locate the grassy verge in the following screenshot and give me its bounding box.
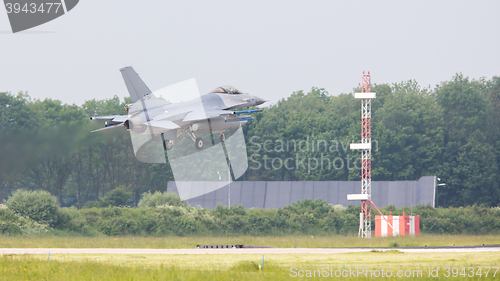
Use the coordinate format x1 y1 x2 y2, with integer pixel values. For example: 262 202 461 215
1 234 499 249
2 251 499 280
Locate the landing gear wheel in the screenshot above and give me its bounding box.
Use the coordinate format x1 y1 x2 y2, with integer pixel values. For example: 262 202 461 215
220 133 226 143
195 138 204 149
163 140 173 151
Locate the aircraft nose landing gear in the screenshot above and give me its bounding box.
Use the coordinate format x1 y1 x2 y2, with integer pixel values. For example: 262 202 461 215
220 133 226 143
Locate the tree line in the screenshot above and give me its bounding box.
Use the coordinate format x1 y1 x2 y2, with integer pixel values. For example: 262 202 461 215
0 73 499 208
1 190 499 236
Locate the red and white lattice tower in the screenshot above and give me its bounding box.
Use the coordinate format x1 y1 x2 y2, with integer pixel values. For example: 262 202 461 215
348 71 376 238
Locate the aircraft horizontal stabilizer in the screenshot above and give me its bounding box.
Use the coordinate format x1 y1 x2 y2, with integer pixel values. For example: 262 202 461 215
91 123 124 132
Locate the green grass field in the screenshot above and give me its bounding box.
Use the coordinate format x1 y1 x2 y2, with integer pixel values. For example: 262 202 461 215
1 235 499 280
2 251 499 280
1 234 499 249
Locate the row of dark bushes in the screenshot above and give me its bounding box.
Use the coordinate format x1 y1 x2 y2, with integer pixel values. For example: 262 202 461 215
1 190 500 236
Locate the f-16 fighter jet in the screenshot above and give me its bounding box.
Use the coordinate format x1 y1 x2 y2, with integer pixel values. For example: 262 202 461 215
90 67 266 152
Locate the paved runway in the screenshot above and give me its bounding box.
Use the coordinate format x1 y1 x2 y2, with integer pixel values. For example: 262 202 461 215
1 247 499 255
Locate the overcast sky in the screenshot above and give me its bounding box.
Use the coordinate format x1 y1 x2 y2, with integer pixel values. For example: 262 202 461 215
1 1 499 106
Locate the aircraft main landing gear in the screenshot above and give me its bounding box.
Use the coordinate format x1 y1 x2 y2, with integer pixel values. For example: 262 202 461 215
195 138 204 149
163 140 174 151
220 133 226 143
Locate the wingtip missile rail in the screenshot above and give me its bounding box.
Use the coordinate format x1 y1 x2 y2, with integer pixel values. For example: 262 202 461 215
225 117 254 122
231 109 262 115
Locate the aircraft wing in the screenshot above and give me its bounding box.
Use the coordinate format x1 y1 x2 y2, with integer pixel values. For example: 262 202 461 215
146 120 180 130
141 119 181 136
90 115 129 122
182 109 231 122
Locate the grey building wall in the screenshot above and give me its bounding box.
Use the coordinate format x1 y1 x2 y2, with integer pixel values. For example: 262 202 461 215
167 176 436 209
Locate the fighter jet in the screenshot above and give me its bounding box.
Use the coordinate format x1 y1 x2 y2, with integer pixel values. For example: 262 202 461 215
90 67 266 151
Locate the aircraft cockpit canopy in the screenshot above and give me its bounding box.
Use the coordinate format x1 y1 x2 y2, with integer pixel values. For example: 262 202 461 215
210 85 244 95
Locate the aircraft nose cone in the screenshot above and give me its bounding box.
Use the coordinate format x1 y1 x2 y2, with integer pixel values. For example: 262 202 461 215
255 97 266 106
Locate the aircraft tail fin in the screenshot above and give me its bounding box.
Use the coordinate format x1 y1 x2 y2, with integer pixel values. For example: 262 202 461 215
120 66 153 103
